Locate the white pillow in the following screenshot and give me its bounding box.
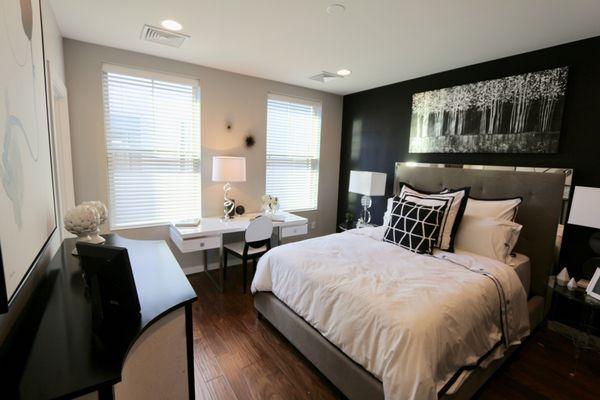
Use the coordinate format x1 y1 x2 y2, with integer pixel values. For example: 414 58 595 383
400 184 468 251
383 197 394 226
454 215 522 263
465 197 522 221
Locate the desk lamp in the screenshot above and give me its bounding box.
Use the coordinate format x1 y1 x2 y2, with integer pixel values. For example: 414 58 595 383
212 156 246 220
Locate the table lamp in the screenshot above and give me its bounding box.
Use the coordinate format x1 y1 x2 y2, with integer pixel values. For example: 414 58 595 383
568 186 600 253
212 156 246 220
348 170 387 227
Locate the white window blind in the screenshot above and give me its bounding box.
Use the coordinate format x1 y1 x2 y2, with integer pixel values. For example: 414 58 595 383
102 65 201 229
266 94 322 211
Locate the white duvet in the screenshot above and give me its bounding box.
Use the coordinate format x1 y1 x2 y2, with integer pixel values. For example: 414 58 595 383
251 227 529 400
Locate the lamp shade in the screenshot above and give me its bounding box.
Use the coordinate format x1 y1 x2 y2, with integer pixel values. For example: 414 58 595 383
348 170 386 196
568 186 600 229
212 156 246 182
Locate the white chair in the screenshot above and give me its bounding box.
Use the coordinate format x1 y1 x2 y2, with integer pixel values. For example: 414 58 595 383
223 216 273 293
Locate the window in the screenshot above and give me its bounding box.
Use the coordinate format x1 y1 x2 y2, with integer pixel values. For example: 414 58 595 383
102 65 201 229
266 94 322 211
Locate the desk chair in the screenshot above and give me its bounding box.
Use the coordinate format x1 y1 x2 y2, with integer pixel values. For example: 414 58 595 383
223 216 273 293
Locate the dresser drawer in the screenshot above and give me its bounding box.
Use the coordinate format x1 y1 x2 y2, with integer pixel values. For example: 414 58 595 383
280 224 308 238
178 235 221 253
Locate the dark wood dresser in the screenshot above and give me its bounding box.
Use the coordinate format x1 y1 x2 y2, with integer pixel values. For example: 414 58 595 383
1 234 197 399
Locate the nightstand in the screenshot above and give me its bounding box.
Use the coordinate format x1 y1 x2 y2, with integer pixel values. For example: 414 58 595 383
548 279 600 375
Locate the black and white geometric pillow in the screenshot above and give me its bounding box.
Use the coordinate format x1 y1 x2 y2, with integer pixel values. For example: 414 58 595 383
399 184 470 252
383 197 447 254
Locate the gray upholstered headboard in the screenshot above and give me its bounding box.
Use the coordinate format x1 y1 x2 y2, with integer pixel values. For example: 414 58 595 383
394 164 565 298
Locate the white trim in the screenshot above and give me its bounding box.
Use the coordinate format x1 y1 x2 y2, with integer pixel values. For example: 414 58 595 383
102 63 200 87
46 60 76 240
268 92 323 108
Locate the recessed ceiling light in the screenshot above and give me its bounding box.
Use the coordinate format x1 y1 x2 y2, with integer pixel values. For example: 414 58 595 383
161 19 183 31
326 4 346 15
337 69 352 77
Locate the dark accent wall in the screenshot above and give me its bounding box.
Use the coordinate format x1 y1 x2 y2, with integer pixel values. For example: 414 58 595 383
338 36 600 277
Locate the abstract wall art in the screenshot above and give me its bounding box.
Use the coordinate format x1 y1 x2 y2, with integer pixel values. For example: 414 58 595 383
409 67 568 153
0 0 56 312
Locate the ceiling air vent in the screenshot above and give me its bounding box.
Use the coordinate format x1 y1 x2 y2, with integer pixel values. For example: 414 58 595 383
310 71 341 83
141 24 189 48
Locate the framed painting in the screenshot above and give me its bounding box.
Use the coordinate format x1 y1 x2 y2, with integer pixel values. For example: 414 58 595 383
0 0 56 312
409 67 568 153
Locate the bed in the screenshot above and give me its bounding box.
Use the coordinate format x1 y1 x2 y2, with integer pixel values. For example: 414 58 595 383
251 164 567 399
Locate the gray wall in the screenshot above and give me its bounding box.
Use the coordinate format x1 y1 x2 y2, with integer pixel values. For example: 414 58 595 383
0 1 65 344
63 39 343 270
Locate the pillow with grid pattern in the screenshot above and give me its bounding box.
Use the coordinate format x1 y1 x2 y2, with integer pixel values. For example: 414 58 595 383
399 183 470 252
383 197 447 254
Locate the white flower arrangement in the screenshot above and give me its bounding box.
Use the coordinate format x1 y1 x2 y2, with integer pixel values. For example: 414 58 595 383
261 194 279 214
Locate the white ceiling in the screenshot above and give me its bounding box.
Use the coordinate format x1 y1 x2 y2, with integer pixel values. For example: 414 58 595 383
50 0 600 95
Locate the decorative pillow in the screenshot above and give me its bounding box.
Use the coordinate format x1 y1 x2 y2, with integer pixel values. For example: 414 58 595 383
383 198 446 254
465 196 522 221
454 215 522 263
399 183 470 252
383 197 395 227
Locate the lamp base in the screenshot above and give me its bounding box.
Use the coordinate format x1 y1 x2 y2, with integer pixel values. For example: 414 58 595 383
222 182 235 220
357 195 372 228
71 232 105 255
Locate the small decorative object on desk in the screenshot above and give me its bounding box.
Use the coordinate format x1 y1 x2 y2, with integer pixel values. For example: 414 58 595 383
64 201 108 255
173 218 201 227
261 194 279 215
557 267 570 286
235 205 245 215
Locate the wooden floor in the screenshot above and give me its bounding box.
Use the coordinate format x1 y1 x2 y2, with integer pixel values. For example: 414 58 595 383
189 268 600 400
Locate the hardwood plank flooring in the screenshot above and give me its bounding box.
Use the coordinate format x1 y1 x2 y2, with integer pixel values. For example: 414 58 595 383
189 268 600 399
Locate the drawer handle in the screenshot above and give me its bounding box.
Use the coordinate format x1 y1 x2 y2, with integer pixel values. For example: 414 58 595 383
199 242 205 247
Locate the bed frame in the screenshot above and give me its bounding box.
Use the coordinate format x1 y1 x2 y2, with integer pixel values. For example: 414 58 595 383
255 164 567 399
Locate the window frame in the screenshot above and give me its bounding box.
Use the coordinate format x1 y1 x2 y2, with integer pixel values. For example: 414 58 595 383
101 64 202 230
265 93 323 213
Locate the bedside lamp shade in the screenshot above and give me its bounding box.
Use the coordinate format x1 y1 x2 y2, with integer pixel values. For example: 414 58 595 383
212 156 246 183
568 186 600 229
349 171 386 196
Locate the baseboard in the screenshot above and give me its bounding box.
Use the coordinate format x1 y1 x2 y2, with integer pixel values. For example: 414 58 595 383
182 259 242 275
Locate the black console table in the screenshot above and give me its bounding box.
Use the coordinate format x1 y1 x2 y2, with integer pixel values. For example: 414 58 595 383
2 235 197 399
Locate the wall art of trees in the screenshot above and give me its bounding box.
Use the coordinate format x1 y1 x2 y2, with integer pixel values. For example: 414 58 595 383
409 67 568 153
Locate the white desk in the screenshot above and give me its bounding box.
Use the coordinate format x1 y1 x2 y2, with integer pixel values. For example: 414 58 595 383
169 212 308 291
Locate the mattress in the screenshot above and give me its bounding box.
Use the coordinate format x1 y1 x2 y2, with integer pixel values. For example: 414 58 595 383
508 253 531 295
252 227 529 399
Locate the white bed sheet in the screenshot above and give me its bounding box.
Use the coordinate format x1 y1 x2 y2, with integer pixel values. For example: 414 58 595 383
507 253 531 294
251 227 529 400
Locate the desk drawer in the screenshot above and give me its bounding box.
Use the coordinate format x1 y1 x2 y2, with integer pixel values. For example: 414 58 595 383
180 236 221 253
281 224 308 238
